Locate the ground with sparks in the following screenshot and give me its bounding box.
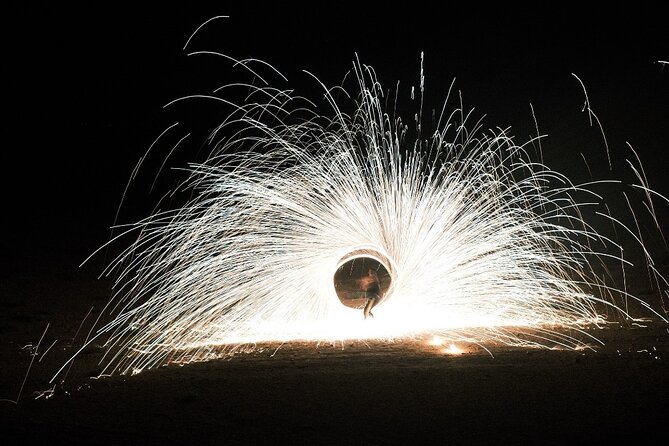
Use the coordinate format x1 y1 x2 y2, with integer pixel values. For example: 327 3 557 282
1 260 667 444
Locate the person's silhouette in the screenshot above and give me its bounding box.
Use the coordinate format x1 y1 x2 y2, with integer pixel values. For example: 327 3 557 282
357 268 381 319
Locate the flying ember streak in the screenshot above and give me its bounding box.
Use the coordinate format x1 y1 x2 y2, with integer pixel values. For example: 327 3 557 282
59 22 668 378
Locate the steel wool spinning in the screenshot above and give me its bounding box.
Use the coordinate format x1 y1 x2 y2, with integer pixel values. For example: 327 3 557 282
56 23 668 378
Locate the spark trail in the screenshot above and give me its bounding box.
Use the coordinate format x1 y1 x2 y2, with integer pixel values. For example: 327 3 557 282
61 29 668 378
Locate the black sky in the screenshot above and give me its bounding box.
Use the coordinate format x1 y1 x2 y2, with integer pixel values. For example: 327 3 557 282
3 4 668 278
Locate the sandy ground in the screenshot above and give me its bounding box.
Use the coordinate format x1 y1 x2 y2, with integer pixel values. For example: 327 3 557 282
1 252 668 445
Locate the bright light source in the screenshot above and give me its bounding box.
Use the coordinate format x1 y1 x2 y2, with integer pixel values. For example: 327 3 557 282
57 24 667 381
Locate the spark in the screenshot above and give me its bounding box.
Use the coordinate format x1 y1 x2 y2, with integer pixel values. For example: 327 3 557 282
58 30 668 379
38 339 58 363
33 386 56 400
424 335 473 355
428 335 445 346
443 344 464 356
182 15 229 51
1 323 49 404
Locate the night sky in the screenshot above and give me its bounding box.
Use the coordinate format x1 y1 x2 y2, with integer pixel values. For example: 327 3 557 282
4 4 668 279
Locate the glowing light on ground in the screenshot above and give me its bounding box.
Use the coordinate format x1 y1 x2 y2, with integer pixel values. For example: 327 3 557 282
443 344 464 356
54 23 668 379
428 336 446 347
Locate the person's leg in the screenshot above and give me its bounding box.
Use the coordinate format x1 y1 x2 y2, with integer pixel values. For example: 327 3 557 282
363 294 378 319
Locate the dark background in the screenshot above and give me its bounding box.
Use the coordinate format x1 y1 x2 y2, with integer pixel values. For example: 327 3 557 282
2 5 668 444
3 4 668 282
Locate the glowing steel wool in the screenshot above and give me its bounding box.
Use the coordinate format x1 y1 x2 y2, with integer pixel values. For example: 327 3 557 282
62 38 667 378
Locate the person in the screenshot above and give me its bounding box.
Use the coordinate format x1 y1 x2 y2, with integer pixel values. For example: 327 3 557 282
357 268 381 319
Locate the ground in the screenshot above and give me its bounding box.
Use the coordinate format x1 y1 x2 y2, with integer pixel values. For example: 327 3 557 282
1 253 667 445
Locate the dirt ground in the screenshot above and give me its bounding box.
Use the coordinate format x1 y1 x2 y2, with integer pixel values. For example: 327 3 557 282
1 251 668 445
